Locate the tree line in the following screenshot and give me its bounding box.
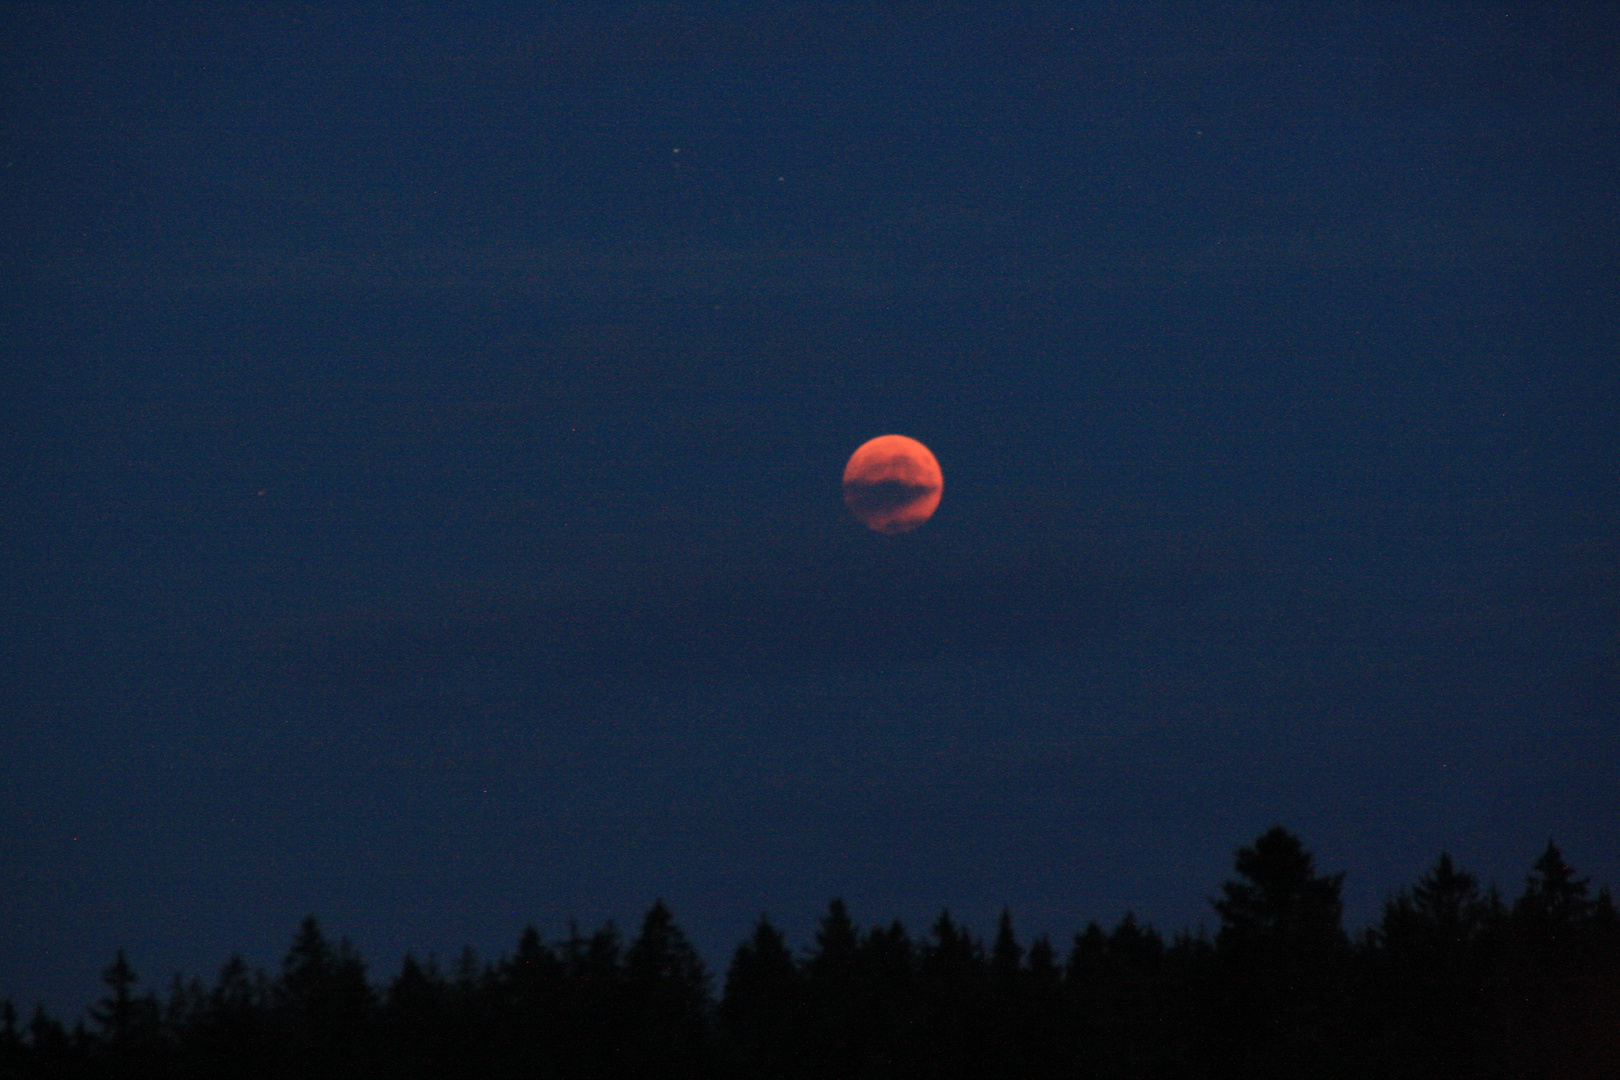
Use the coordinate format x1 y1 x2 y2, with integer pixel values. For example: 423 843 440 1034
3 827 1616 1078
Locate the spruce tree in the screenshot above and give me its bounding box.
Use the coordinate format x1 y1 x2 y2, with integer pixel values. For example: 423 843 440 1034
275 916 374 1069
1514 841 1596 933
1213 826 1346 957
857 919 916 1071
1380 852 1487 955
803 899 862 1075
722 917 800 1074
623 901 711 1078
1209 827 1349 1075
722 916 797 1031
990 909 1023 989
805 899 858 992
625 900 709 1010
918 912 989 1076
89 950 140 1045
503 928 562 1039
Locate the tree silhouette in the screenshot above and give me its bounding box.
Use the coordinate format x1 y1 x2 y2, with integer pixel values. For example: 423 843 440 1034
625 901 708 1002
1210 827 1349 1076
275 915 374 1071
506 926 562 1001
984 911 1070 1080
1213 826 1346 956
723 916 797 1020
622 900 711 1078
204 955 270 1058
1500 843 1620 1078
1107 912 1163 969
1025 935 1060 985
990 908 1023 989
9 829 1618 1078
1369 853 1501 1076
27 1006 71 1066
1015 935 1068 1079
802 898 861 1075
917 911 990 1077
381 952 460 1075
721 916 800 1074
805 898 858 993
490 926 563 1069
553 921 624 1076
1380 852 1495 957
565 919 622 995
1514 841 1597 933
854 919 916 1076
0 1000 24 1079
1066 920 1108 986
88 949 145 1045
1073 915 1171 1078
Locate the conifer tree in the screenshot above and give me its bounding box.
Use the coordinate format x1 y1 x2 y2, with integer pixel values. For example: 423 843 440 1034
623 901 711 1078
858 917 916 1067
198 954 267 1059
89 949 159 1051
859 918 915 996
990 909 1023 989
384 954 448 1038
805 899 859 992
1369 853 1500 1075
275 916 374 1067
1213 826 1346 957
722 916 797 1031
921 911 984 989
625 900 709 1010
502 927 563 1035
722 917 800 1073
1208 828 1350 1075
1066 922 1108 988
392 953 444 1007
1107 913 1163 969
1513 841 1596 933
1380 852 1488 955
90 950 134 1043
1493 843 1620 1078
803 900 862 1074
0 1000 27 1079
164 972 205 1042
278 916 332 1017
567 921 622 991
28 1007 70 1063
1025 936 1060 986
918 912 990 1075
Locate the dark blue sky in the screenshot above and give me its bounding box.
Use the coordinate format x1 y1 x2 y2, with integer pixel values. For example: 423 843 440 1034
3 2 1616 1020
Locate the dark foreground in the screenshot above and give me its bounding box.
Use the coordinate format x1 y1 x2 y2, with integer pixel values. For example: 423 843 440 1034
5 828 1616 1079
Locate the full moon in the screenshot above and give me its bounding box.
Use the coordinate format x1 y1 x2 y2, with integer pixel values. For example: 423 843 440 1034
842 434 943 534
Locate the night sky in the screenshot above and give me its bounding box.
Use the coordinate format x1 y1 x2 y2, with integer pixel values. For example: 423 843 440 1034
3 2 1617 1020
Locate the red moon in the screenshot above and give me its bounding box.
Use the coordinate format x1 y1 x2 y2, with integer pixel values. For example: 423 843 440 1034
842 434 943 534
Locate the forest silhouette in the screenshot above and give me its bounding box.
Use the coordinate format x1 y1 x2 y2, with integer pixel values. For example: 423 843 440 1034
4 828 1615 1078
